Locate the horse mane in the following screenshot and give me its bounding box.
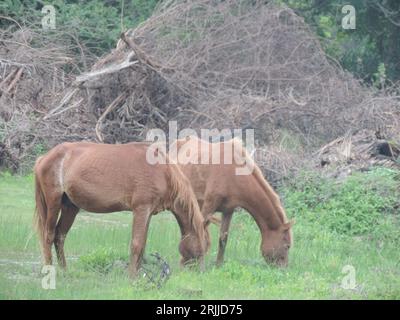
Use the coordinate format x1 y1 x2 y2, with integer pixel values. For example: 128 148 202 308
231 137 289 225
165 155 208 251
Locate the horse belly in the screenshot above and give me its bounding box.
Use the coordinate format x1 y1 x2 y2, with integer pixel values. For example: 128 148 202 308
67 183 130 213
64 168 132 213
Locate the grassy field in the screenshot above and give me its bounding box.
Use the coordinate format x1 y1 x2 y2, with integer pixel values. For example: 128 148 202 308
0 168 399 300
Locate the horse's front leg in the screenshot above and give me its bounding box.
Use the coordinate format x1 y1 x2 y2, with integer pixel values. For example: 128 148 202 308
199 255 205 272
216 209 234 266
128 206 152 278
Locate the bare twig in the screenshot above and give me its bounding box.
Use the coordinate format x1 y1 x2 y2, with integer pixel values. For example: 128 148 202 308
95 93 128 142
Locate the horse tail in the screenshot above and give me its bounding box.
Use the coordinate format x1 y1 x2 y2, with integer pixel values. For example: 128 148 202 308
167 161 208 253
33 157 47 253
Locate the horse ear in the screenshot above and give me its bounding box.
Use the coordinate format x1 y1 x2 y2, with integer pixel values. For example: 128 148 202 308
283 219 295 230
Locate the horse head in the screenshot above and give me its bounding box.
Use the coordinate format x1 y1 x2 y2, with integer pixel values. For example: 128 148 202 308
178 216 213 266
261 220 294 267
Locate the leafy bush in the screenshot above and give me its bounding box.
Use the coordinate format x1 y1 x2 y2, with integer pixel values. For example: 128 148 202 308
277 0 400 84
282 167 400 242
79 247 127 274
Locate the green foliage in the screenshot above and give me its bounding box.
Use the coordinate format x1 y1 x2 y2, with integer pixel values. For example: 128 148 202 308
1 0 160 56
318 15 335 39
282 167 400 242
32 143 47 158
277 0 400 84
56 1 121 55
373 63 387 88
0 170 13 179
79 247 127 274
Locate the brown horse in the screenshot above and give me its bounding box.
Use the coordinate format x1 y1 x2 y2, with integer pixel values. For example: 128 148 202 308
170 136 294 267
34 141 210 277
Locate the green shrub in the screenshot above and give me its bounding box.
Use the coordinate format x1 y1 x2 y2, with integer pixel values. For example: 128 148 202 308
79 247 127 274
282 167 400 242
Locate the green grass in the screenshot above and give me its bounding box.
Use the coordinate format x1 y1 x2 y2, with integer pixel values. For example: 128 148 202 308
0 168 399 299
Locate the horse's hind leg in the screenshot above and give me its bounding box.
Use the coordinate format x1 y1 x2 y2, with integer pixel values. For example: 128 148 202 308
128 205 152 278
216 209 234 266
55 199 79 269
43 195 62 265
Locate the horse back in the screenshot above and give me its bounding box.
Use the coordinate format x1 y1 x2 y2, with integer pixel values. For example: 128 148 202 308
173 137 247 201
35 141 170 213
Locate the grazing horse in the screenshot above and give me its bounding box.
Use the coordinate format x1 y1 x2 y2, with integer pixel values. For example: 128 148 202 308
34 141 210 277
170 136 294 267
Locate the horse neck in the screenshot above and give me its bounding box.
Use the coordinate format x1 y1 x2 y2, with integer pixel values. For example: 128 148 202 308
167 162 204 242
238 175 285 232
173 202 197 237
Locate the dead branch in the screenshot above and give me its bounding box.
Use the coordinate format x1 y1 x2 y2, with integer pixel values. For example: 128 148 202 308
6 67 23 94
44 88 78 120
95 92 128 142
75 52 138 83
